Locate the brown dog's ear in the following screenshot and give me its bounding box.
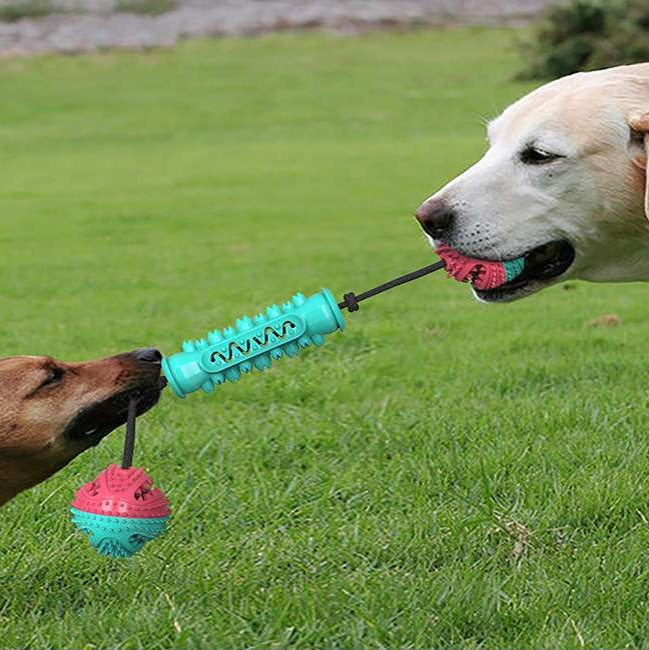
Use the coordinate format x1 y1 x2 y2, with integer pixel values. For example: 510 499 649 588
629 111 649 220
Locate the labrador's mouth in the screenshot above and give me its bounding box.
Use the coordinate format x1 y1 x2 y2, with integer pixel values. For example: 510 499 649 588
474 240 575 303
64 377 165 444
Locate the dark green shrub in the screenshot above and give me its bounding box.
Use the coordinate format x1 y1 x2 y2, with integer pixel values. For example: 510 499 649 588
519 0 649 79
0 1 55 23
115 0 176 15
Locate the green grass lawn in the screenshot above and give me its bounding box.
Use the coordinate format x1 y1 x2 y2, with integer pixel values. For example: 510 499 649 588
1 28 649 649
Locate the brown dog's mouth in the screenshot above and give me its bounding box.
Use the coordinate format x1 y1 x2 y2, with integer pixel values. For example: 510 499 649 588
64 378 165 443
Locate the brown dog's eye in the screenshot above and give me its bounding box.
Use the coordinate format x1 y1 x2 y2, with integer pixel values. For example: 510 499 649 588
520 146 563 165
39 366 65 390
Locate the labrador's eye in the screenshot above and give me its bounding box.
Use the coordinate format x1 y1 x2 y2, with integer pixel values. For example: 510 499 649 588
520 146 563 165
39 366 65 390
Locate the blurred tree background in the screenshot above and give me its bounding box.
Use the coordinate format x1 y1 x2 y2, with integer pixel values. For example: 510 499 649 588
519 0 649 79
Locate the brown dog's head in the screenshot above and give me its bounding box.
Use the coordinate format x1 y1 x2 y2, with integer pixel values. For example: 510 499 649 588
0 348 165 506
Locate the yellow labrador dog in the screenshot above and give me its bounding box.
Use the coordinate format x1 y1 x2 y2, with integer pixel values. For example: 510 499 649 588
416 63 649 302
0 348 165 506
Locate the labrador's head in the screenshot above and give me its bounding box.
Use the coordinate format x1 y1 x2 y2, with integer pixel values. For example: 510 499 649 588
0 348 165 506
415 63 649 302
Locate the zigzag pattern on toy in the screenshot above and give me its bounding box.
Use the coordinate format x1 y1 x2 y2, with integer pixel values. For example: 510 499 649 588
209 321 298 364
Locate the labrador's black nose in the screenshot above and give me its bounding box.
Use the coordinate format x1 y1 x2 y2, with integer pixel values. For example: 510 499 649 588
415 197 455 239
134 348 162 364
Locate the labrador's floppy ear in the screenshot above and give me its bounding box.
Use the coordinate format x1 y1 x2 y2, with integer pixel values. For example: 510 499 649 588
629 111 649 221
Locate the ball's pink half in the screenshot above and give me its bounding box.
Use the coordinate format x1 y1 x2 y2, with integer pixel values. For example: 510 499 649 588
72 464 170 519
436 245 507 290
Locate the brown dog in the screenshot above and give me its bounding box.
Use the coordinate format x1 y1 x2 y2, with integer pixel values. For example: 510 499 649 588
0 348 165 506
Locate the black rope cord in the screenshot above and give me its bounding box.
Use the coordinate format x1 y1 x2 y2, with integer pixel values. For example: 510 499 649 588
338 259 446 312
121 398 138 469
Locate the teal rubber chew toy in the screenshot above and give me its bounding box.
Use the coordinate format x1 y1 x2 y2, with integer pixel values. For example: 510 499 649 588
162 288 345 398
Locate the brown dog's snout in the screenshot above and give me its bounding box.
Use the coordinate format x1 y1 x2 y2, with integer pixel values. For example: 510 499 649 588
134 347 162 365
128 348 166 389
415 197 455 240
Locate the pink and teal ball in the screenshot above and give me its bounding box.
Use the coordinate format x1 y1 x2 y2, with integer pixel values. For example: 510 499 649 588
71 465 170 558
